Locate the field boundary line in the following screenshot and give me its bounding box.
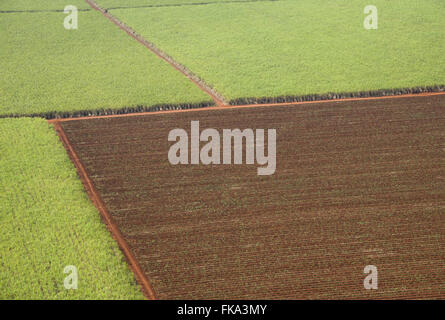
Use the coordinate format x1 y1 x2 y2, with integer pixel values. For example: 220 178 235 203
230 85 445 105
52 122 157 300
48 91 445 123
85 0 227 106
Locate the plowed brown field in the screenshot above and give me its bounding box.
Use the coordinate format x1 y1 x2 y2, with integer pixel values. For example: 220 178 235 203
60 95 445 299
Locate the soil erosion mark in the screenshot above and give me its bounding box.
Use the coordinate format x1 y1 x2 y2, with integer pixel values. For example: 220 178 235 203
85 0 227 106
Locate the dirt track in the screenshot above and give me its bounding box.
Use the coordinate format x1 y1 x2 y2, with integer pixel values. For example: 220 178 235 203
85 0 227 106
59 95 445 299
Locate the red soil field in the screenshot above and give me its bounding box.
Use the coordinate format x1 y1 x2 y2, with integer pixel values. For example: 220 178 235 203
59 95 445 299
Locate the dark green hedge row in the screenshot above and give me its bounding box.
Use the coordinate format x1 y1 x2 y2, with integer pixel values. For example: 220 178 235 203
0 101 214 120
2 85 443 120
229 85 445 105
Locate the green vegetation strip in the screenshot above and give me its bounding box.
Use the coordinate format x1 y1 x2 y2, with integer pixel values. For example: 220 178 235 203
0 10 212 118
0 118 145 299
96 0 266 9
110 0 445 103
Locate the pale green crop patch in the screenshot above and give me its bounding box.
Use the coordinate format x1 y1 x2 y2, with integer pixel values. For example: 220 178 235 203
0 118 145 299
0 0 90 11
109 0 445 102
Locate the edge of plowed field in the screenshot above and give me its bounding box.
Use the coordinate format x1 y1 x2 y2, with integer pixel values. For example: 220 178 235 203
48 91 445 123
52 121 157 300
5 87 444 120
229 85 445 105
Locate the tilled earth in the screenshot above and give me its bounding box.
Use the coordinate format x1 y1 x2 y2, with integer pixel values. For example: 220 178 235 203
60 95 445 299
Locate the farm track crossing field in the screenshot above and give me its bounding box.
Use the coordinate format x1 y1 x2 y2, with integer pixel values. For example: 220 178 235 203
0 118 144 299
60 95 445 299
108 0 445 103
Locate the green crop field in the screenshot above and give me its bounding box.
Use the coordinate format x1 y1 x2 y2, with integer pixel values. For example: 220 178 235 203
0 118 144 299
109 0 445 102
0 0 90 11
1 0 444 301
0 10 211 118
